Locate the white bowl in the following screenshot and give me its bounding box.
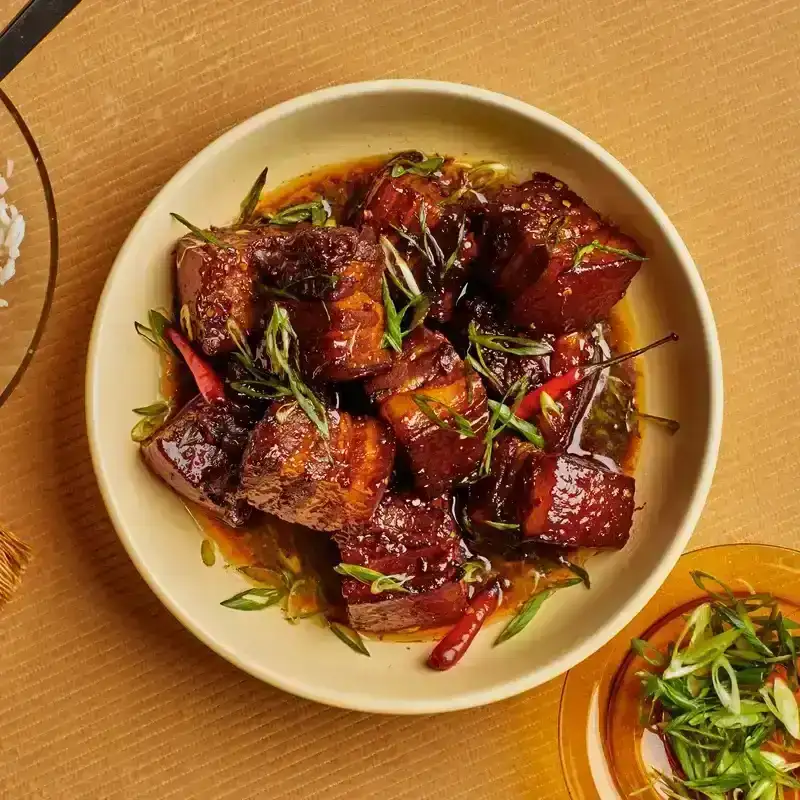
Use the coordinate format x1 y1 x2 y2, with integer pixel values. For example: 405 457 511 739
86 80 722 714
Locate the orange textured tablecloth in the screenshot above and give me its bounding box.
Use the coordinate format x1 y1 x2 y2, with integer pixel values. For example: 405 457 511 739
0 1 798 797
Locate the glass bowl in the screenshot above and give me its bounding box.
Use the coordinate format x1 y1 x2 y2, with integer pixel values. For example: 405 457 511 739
559 543 800 799
0 87 58 407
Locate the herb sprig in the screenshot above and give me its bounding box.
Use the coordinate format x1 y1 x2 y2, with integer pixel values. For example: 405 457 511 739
442 161 511 204
467 321 553 358
465 321 552 392
329 622 370 656
487 399 545 450
334 563 412 595
131 310 177 441
267 199 333 227
221 556 322 626
220 586 283 611
134 309 175 356
380 277 430 352
225 308 329 439
572 239 648 268
480 378 530 475
389 154 444 178
539 390 563 426
460 559 492 584
130 400 172 442
236 166 269 227
633 571 800 800
483 520 521 531
379 235 430 351
263 305 330 439
411 394 480 438
494 579 583 645
391 204 467 281
221 559 370 655
170 213 229 248
225 318 294 401
479 377 545 475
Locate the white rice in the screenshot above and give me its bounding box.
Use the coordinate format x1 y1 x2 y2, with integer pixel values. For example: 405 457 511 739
0 164 23 306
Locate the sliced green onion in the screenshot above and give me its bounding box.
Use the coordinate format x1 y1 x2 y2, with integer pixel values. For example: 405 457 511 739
486 400 545 449
389 154 444 178
539 390 563 425
411 394 479 438
334 563 411 595
329 622 370 656
631 638 667 667
711 655 741 714
236 165 269 226
772 678 800 739
220 587 283 611
494 579 582 646
572 239 648 268
170 213 229 248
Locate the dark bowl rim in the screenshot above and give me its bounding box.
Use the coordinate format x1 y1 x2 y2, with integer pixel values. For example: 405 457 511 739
0 87 58 408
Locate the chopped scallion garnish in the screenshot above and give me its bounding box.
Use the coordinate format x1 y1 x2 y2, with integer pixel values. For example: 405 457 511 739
633 571 800 800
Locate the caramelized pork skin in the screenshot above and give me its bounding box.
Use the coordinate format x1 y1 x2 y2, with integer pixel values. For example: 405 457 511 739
519 453 635 549
178 225 390 381
366 327 488 496
271 226 391 382
334 492 468 633
141 396 253 526
477 172 644 332
239 402 395 532
467 436 634 550
360 169 477 322
360 170 447 235
176 228 289 356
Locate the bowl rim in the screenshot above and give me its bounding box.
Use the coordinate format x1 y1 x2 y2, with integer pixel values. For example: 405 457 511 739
86 78 724 715
0 87 59 409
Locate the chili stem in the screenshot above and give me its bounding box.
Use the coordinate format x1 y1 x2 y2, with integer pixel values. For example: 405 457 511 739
515 332 678 420
635 412 681 434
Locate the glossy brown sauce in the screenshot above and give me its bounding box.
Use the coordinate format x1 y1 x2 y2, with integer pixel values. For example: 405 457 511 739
188 155 643 639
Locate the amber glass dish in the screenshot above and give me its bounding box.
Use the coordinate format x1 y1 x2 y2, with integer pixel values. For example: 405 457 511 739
0 88 58 407
559 543 800 799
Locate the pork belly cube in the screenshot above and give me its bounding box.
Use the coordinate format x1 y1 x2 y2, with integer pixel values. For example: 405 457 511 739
467 442 634 550
519 453 635 549
360 170 447 235
450 296 552 396
466 435 539 541
239 402 395 532
141 396 253 526
478 174 595 294
360 169 477 322
176 228 289 357
365 328 488 496
509 227 643 331
479 173 644 332
269 226 391 382
334 493 468 632
419 211 479 323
